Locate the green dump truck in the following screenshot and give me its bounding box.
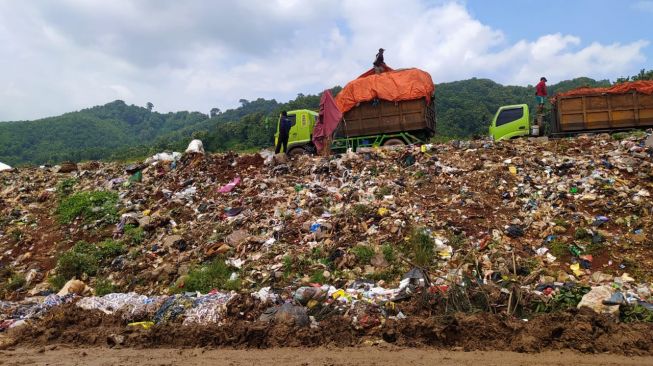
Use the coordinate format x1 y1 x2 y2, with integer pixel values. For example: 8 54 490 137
274 98 436 155
490 84 653 141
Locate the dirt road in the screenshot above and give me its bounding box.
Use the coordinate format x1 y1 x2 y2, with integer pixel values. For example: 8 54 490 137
2 347 653 366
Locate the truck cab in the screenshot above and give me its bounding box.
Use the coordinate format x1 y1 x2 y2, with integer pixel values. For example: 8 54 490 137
489 104 530 142
275 109 318 154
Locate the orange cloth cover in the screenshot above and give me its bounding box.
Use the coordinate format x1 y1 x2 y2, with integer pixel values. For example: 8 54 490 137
335 67 435 114
553 80 653 102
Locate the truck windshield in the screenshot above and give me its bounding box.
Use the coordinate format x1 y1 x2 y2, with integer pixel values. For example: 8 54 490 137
496 108 524 126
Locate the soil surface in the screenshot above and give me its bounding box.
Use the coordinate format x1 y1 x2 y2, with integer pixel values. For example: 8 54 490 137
1 347 652 366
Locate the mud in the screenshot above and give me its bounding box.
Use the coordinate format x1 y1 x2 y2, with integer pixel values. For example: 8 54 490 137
6 305 653 355
3 347 653 366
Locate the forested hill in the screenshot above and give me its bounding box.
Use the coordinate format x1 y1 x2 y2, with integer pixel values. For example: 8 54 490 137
0 78 611 166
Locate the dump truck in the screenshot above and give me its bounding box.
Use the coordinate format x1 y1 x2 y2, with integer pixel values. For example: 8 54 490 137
489 81 653 141
275 67 436 155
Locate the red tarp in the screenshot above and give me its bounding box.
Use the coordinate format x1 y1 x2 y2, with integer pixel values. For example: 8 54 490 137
335 67 435 114
312 90 342 153
553 80 653 102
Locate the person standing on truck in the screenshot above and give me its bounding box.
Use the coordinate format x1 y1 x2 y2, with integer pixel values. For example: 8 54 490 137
275 111 291 154
535 77 548 114
373 48 385 74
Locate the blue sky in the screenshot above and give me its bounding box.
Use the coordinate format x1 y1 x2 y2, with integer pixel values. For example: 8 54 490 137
0 0 651 121
467 0 653 77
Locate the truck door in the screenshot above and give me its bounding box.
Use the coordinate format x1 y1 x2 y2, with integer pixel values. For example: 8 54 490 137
490 106 529 141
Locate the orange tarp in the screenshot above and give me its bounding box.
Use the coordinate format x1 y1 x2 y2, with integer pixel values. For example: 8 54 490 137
335 67 435 114
553 80 653 102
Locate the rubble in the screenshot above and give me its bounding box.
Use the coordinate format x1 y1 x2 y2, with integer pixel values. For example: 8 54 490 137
1 131 653 341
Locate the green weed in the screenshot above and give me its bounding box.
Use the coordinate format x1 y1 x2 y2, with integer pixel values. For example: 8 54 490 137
94 277 116 296
123 225 145 245
351 245 375 264
56 178 77 197
182 259 241 293
382 244 395 263
56 191 119 224
409 227 434 267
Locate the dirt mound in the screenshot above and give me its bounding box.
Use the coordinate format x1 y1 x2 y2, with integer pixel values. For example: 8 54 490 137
8 306 653 355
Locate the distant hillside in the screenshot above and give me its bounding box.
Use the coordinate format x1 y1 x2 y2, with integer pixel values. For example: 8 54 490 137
0 78 612 166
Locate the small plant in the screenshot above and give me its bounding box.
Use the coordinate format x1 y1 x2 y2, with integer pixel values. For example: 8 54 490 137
375 186 392 199
56 191 119 224
282 255 293 278
351 245 375 264
549 240 568 258
414 170 426 179
553 218 569 228
6 273 26 291
182 259 240 293
350 204 372 218
621 305 653 323
56 248 99 279
533 285 590 313
409 227 434 267
310 269 326 283
56 178 77 197
574 228 591 240
54 240 125 280
123 225 144 245
448 233 467 249
94 277 116 296
48 275 67 291
382 244 395 263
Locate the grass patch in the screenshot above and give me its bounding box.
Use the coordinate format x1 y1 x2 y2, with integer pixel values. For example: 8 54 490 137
56 191 119 224
94 277 116 296
375 186 392 199
56 178 77 197
382 244 395 263
409 227 434 267
310 269 326 283
533 285 590 313
283 255 293 278
181 259 241 293
351 245 375 265
123 225 145 245
48 275 68 291
54 240 125 280
350 204 373 218
549 240 568 258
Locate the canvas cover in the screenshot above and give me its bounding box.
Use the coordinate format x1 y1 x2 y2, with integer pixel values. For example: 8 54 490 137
335 67 435 114
553 80 653 102
312 90 342 153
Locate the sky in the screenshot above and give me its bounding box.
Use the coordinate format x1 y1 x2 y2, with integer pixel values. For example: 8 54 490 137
0 0 651 121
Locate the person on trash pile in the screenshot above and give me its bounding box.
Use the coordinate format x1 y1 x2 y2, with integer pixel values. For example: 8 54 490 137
373 48 386 74
275 110 292 154
535 77 548 114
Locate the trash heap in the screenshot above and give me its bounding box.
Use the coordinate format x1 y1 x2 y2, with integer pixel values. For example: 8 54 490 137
1 133 653 331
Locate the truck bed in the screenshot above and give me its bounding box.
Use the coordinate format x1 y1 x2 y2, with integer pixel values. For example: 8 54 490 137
554 91 653 133
337 98 435 139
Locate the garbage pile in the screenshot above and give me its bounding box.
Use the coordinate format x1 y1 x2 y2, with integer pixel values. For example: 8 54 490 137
1 132 653 331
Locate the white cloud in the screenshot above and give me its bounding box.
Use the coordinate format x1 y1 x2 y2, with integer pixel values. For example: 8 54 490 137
633 1 653 13
0 0 649 121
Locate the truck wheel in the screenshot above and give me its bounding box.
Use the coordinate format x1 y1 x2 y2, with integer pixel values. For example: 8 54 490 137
383 138 406 146
288 147 308 157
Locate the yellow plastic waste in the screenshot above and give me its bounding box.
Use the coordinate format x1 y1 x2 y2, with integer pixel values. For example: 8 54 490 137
143 209 151 216
570 263 583 276
128 321 154 330
332 289 346 299
377 207 389 217
307 299 319 309
509 165 517 175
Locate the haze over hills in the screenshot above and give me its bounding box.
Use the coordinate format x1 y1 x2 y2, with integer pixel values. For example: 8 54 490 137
0 77 612 166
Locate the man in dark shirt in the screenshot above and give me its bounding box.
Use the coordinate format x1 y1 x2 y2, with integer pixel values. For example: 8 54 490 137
373 48 385 74
535 77 547 114
275 111 292 154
